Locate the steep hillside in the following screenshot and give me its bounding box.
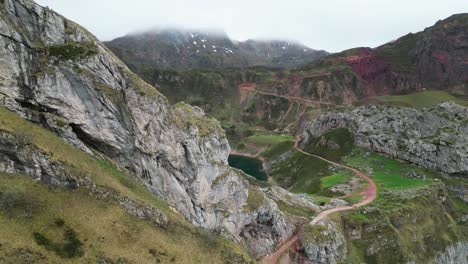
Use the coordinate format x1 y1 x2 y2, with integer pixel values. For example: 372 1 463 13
104 28 328 70
0 0 295 259
0 107 253 263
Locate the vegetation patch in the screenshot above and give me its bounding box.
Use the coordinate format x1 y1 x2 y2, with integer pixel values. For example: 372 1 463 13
320 173 350 189
127 71 162 98
345 148 434 190
376 90 468 108
171 102 225 137
260 140 294 159
48 42 98 61
33 221 84 258
309 195 331 206
344 194 363 205
276 200 315 218
245 187 264 211
305 128 354 162
269 151 331 194
246 134 293 145
0 173 253 263
343 186 466 264
303 224 328 243
0 107 255 263
377 33 418 73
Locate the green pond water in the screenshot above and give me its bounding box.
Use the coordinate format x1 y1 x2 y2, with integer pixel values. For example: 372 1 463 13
228 155 268 181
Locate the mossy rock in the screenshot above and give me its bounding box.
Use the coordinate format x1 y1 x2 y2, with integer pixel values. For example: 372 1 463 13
245 187 264 211
171 102 225 138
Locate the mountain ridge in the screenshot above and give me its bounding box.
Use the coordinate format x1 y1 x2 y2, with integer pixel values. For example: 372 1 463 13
104 28 328 70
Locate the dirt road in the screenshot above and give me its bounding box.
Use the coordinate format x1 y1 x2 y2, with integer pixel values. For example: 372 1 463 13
239 84 333 106
260 136 377 263
293 136 377 225
260 234 300 264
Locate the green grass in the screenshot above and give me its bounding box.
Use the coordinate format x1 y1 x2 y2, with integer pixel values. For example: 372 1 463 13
306 128 354 162
245 187 264 211
320 173 350 189
377 90 468 108
344 195 363 205
276 200 316 218
308 195 331 206
268 128 355 194
346 148 434 190
246 134 294 145
0 174 252 263
260 141 294 159
347 212 369 222
343 186 467 264
270 151 331 194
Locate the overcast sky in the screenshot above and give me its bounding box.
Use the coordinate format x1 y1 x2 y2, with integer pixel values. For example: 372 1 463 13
36 0 466 52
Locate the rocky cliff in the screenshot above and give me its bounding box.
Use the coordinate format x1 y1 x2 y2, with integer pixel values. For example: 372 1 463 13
433 241 468 264
300 102 468 175
0 0 293 257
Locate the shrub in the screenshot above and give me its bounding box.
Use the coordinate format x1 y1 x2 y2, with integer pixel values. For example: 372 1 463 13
49 42 98 61
54 218 65 227
33 224 83 258
33 232 51 246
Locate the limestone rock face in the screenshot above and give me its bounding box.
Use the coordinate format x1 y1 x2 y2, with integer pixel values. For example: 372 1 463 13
0 0 292 256
301 222 347 264
301 103 468 175
433 241 468 264
432 241 468 264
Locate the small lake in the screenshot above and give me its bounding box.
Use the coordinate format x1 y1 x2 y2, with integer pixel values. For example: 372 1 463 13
228 155 268 181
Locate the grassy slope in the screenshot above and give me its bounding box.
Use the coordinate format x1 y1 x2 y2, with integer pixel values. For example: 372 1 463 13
345 148 436 190
341 148 467 263
268 128 354 194
320 173 350 189
342 185 467 264
0 107 252 263
246 134 294 145
377 90 468 108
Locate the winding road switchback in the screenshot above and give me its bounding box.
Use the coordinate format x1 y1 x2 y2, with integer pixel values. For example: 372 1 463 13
261 136 377 263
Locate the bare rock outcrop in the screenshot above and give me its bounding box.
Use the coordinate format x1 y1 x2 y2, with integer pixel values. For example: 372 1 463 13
301 103 468 175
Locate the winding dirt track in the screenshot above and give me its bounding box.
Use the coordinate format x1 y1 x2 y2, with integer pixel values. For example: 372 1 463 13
293 136 377 224
239 84 333 106
260 136 377 263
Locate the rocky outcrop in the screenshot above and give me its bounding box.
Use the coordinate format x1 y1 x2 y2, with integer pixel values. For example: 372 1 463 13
301 102 468 175
300 222 347 264
0 0 293 257
0 130 169 228
433 241 468 264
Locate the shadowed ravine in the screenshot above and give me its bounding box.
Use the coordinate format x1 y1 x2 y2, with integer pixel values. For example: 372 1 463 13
261 136 377 264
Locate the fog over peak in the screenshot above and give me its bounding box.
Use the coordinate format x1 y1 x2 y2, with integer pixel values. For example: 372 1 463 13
36 0 467 52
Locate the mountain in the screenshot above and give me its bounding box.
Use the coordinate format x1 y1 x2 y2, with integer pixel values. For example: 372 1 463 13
104 28 328 70
0 0 293 261
111 14 468 148
0 1 466 263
